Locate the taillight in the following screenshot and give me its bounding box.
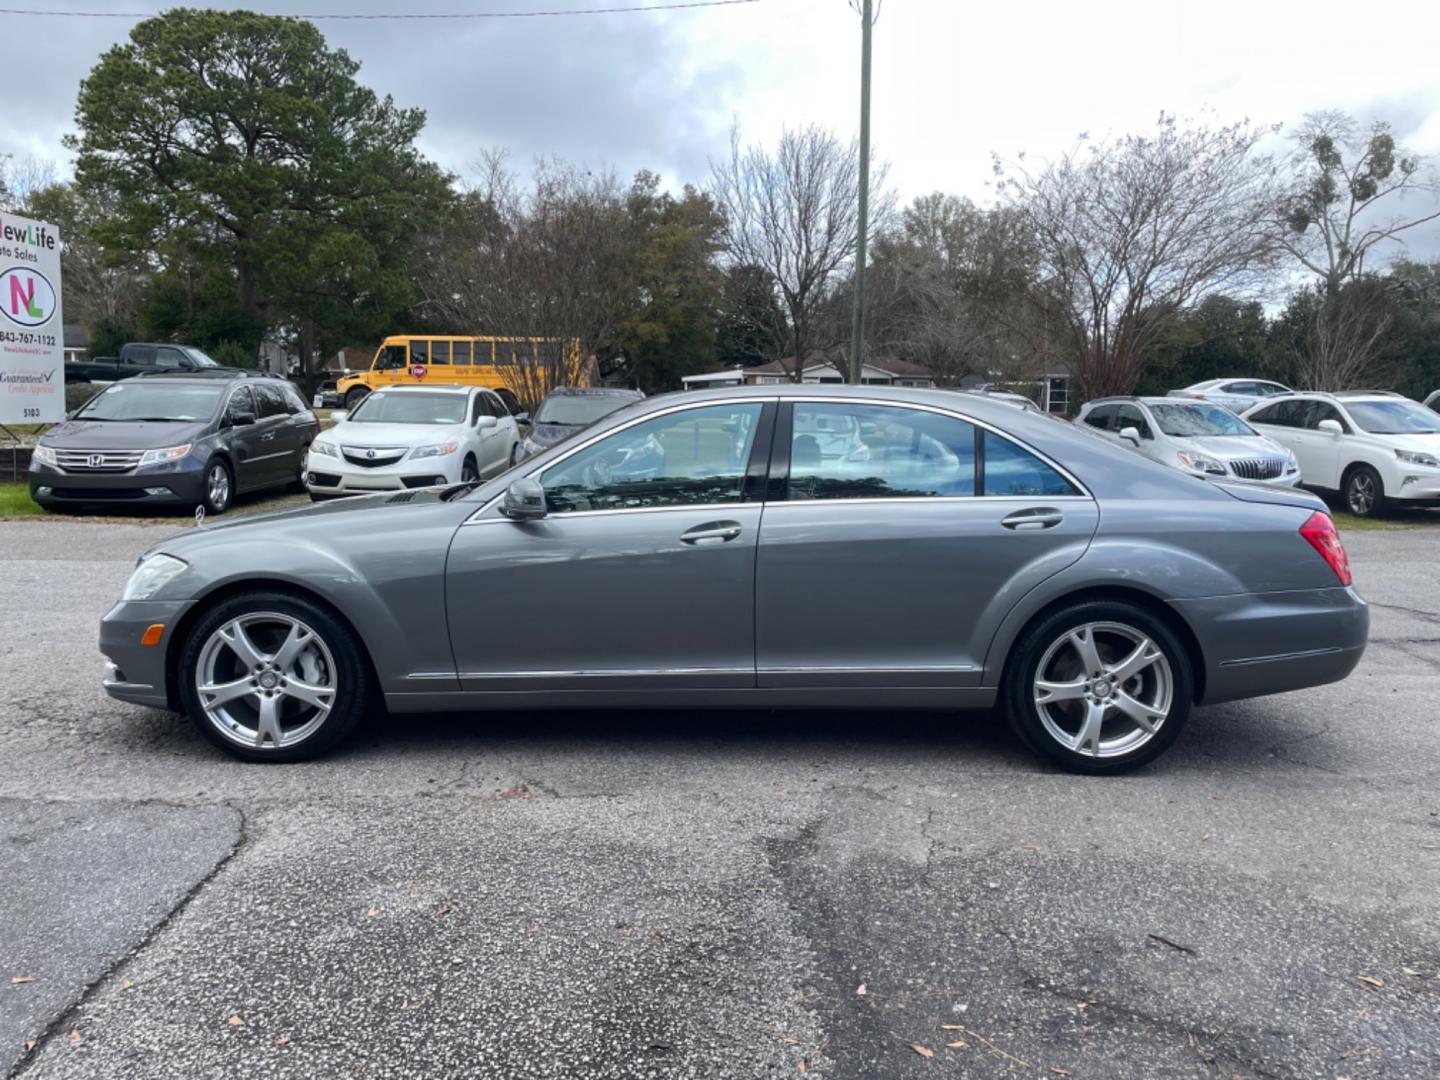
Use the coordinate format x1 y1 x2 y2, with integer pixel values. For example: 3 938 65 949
1299 511 1352 586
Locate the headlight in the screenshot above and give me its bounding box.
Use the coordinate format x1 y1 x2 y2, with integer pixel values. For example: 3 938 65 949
1176 451 1227 476
309 440 338 458
138 444 192 467
1395 448 1440 469
410 441 458 460
31 445 56 466
121 553 188 600
1283 450 1299 471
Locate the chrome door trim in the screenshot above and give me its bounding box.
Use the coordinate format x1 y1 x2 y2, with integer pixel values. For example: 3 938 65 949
758 664 976 675
464 396 779 523
409 666 756 680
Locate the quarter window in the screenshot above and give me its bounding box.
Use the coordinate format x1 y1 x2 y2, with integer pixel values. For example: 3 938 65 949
254 383 288 419
982 432 1078 497
541 403 764 514
788 402 976 500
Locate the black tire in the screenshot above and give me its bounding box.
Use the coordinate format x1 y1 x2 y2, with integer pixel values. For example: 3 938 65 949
177 590 373 763
201 457 234 515
1002 600 1193 775
509 444 521 468
1342 464 1385 518
343 386 370 410
288 450 308 493
461 455 480 483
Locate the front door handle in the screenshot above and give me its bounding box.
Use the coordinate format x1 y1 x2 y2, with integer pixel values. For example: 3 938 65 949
681 521 743 545
1002 507 1063 531
259 431 276 442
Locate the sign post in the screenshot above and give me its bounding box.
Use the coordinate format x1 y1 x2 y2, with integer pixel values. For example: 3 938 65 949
0 213 64 426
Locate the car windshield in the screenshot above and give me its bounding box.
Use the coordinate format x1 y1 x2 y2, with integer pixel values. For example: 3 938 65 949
349 392 467 424
1344 400 1440 435
535 394 634 426
75 382 223 421
1150 402 1255 437
183 347 220 368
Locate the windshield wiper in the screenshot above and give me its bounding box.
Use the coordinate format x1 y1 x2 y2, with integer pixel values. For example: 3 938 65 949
130 417 189 422
439 480 483 501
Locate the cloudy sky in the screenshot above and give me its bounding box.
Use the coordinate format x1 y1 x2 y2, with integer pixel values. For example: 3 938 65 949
6 0 1440 245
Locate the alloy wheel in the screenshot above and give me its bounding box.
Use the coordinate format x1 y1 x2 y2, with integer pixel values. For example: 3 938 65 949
1347 473 1376 515
1032 621 1173 758
207 463 231 511
195 612 338 750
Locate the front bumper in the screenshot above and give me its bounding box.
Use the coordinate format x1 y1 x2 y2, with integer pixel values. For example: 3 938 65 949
99 598 194 710
1390 471 1440 503
1172 586 1369 705
304 452 457 495
29 459 208 508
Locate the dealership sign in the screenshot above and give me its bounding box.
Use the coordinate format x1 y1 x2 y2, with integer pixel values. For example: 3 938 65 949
0 213 64 425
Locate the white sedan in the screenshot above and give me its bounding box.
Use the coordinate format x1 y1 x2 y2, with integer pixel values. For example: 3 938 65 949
304 385 518 499
1168 377 1292 412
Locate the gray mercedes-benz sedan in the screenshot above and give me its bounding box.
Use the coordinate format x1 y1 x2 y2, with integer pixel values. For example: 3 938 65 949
99 386 1368 774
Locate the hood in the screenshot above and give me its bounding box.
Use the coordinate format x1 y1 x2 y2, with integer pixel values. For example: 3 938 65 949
1178 434 1289 460
319 421 466 448
1378 431 1440 453
39 418 210 450
527 422 581 448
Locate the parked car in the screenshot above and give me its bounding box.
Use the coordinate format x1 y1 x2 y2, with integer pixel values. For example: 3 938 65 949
950 387 1044 414
1169 378 1292 412
1242 391 1440 516
99 386 1366 775
513 386 644 464
311 380 344 410
1074 397 1300 486
30 371 318 514
304 384 519 499
64 342 235 384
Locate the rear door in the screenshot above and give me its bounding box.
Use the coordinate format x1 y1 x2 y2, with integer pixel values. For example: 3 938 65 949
252 383 300 486
755 400 1099 689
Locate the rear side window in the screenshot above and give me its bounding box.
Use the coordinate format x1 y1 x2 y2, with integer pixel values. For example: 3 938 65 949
281 386 309 414
254 383 288 419
982 432 1079 497
1249 400 1297 427
1083 405 1115 430
788 402 976 500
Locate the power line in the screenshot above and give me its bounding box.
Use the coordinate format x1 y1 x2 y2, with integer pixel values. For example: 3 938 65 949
0 0 759 19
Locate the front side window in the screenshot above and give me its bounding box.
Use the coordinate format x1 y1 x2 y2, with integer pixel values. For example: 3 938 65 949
788 402 975 500
1115 404 1153 439
184 347 220 368
155 347 187 370
1305 402 1349 433
376 345 406 371
254 384 289 419
541 403 763 514
226 386 255 422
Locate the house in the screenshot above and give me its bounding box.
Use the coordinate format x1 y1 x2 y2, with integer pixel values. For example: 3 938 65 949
681 356 936 389
63 324 87 364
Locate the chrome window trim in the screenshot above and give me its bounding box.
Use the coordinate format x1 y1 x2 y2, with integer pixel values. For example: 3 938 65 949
464 500 757 524
464 393 1092 524
762 494 1093 509
413 666 755 680
465 396 776 524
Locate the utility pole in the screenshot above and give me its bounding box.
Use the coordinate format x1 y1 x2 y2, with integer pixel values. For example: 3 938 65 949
848 0 874 385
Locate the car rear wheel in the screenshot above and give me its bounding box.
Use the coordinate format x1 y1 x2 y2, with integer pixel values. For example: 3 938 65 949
1343 465 1384 517
178 592 373 762
202 459 233 515
1003 601 1192 774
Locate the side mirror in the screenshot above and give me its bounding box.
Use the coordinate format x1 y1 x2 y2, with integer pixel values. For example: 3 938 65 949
1118 425 1142 446
328 410 348 424
502 476 547 520
515 411 531 426
1317 418 1343 436
476 415 498 430
231 411 257 427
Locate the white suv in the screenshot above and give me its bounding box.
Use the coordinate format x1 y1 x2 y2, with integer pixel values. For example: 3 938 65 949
1242 391 1440 516
304 384 519 499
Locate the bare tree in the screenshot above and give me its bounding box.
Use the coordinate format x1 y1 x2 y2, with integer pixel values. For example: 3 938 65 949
996 114 1281 398
415 150 636 407
1289 278 1397 390
710 124 890 381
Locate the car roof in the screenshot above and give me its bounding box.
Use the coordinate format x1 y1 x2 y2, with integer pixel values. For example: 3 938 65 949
371 383 480 395
543 386 644 398
128 370 284 384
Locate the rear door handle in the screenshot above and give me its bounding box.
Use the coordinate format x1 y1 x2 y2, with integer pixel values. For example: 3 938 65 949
681 521 742 545
1002 507 1063 530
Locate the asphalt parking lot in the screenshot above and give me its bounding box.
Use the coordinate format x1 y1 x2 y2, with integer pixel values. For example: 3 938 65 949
1 520 1437 1079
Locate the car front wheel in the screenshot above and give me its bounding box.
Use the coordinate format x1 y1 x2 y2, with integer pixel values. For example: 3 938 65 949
1003 601 1193 774
202 458 233 515
1343 465 1384 517
178 591 373 762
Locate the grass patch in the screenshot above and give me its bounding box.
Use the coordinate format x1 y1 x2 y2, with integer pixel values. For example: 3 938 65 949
0 483 44 517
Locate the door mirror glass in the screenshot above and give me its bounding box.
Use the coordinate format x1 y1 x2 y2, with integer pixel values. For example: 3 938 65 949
1317 418 1344 436
476 415 498 430
502 476 547 520
1118 425 1142 446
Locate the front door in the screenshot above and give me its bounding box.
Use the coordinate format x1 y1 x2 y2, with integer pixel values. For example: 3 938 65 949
755 400 1099 689
223 387 269 492
444 400 774 691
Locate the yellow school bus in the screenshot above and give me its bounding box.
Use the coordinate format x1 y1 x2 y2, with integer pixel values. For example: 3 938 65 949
336 335 587 412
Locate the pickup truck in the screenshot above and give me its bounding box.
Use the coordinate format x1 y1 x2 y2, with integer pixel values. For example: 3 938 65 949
64 343 233 383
